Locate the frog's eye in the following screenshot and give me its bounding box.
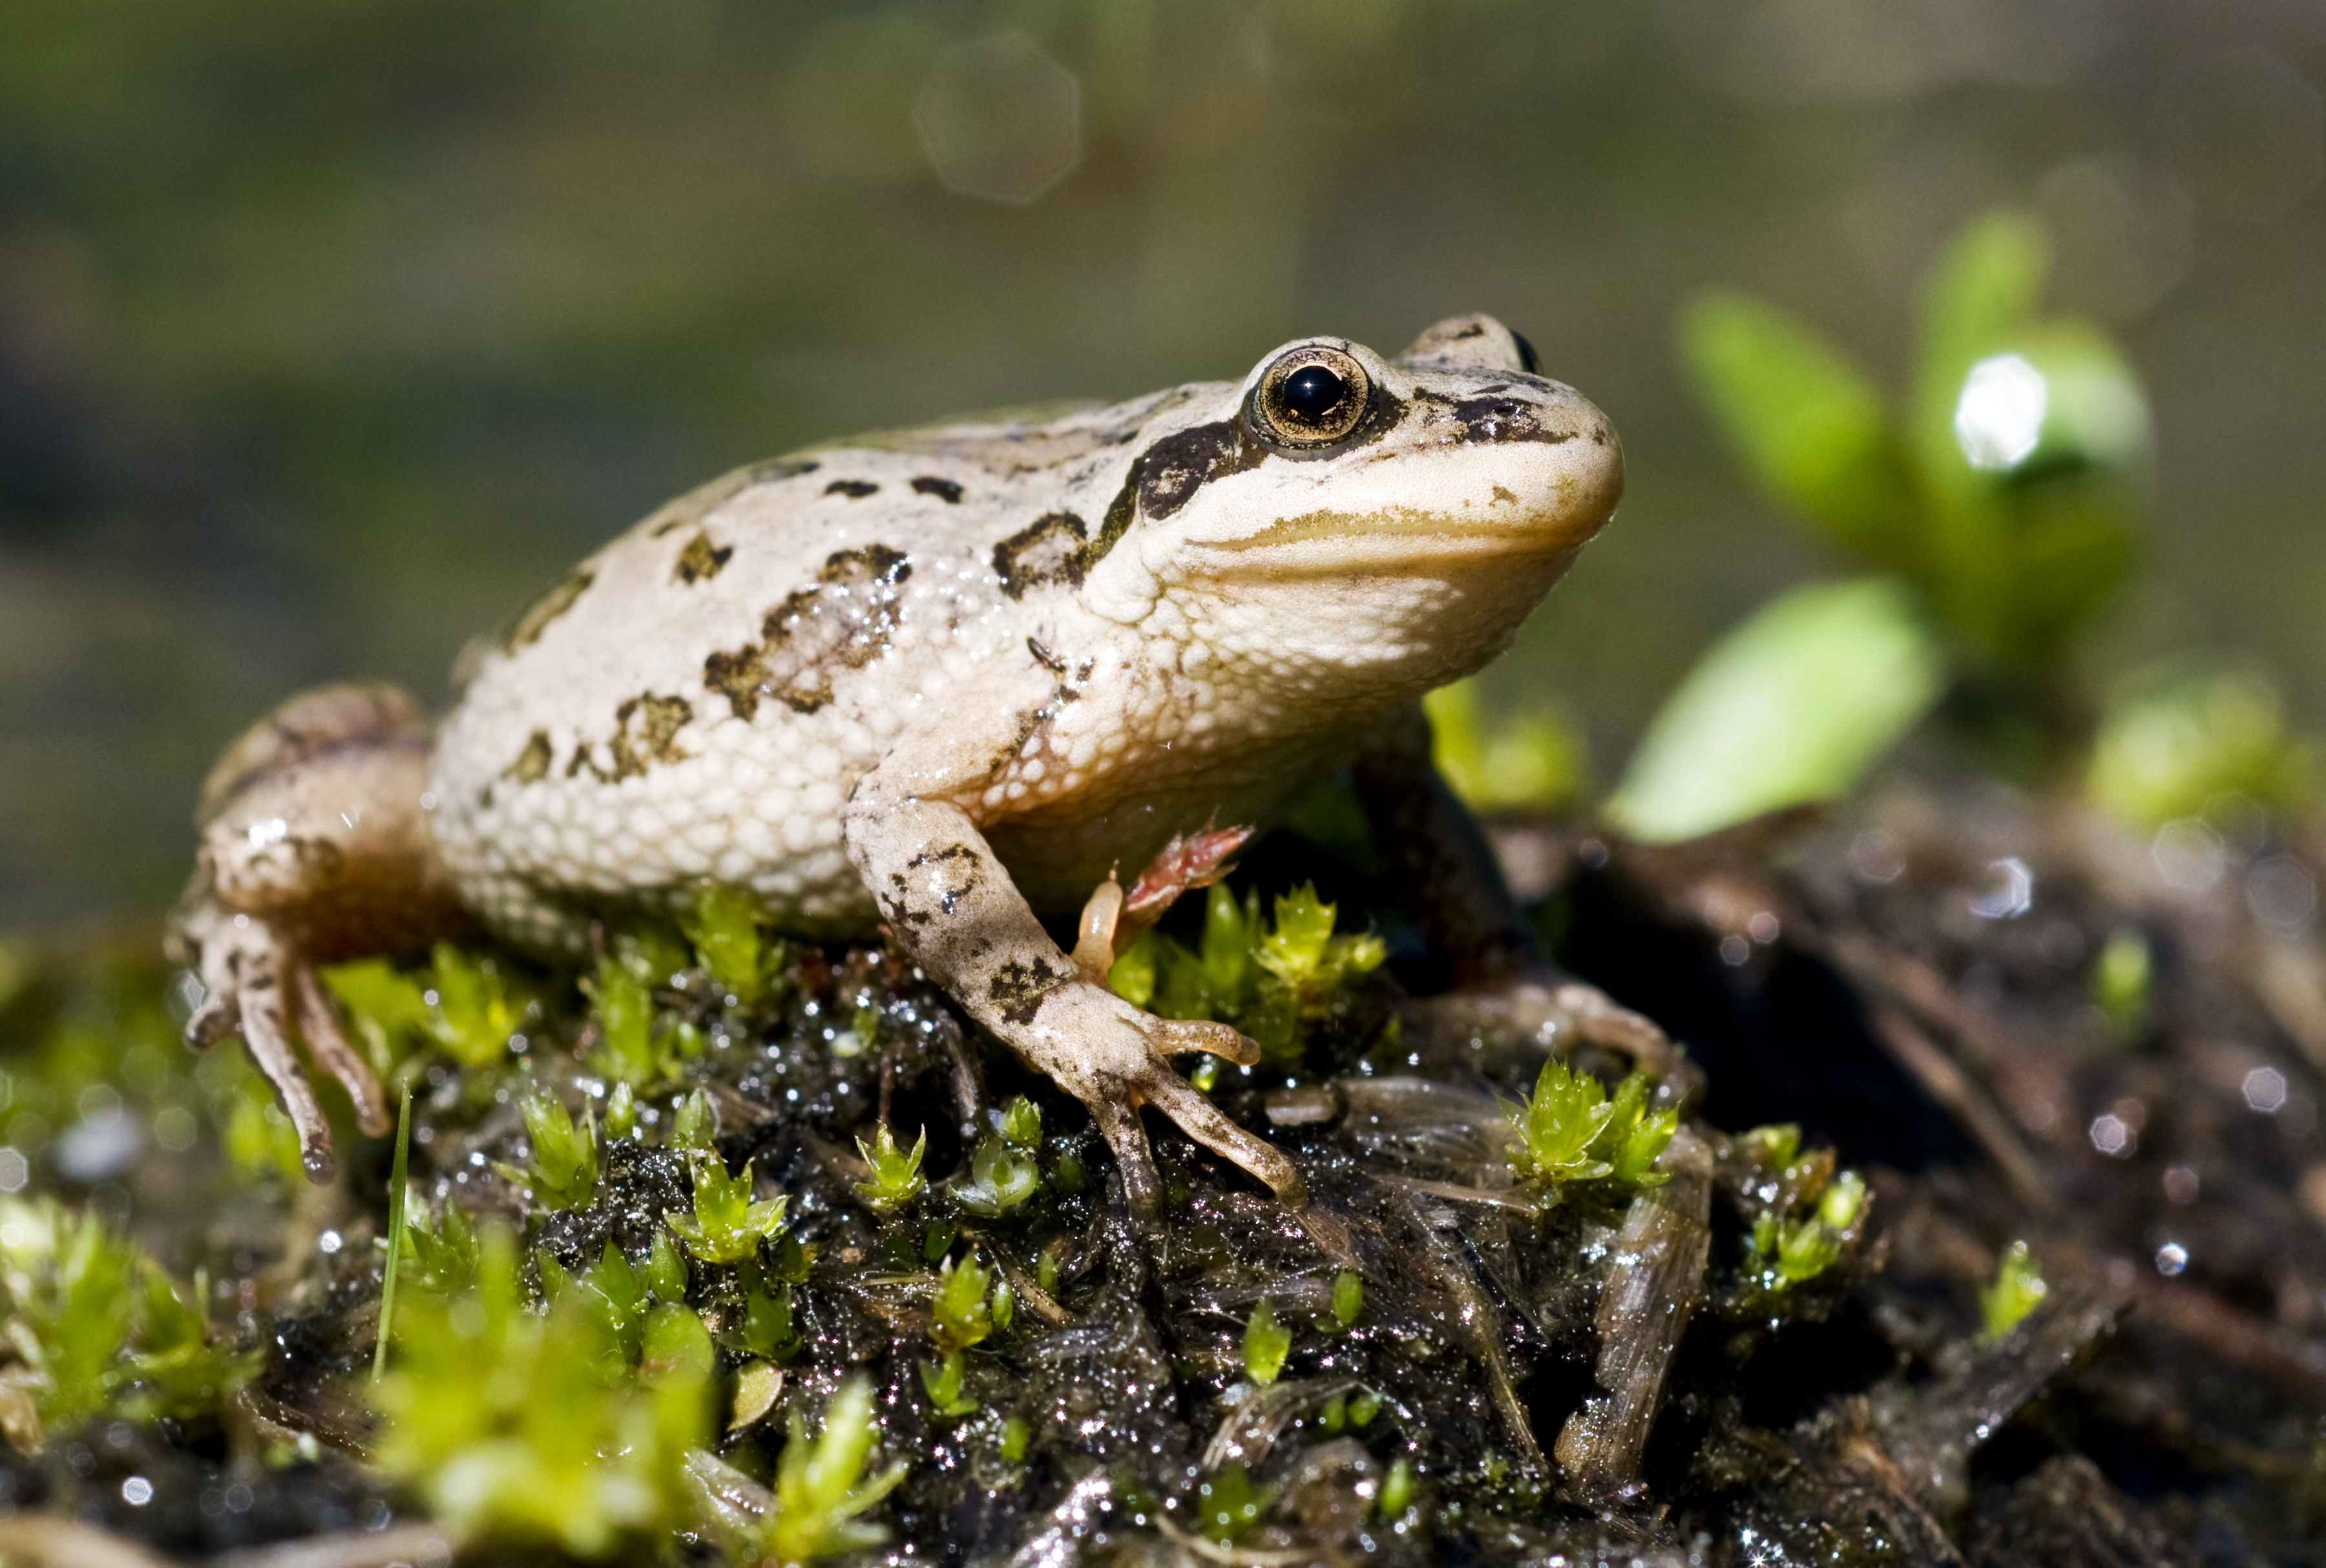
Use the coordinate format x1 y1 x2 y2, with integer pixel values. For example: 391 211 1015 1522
1252 346 1372 447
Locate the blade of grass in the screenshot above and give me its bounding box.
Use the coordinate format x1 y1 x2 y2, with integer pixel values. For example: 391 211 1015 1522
373 1085 414 1382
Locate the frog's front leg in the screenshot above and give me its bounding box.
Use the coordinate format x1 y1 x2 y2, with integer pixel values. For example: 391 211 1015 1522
169 684 468 1179
843 771 1304 1220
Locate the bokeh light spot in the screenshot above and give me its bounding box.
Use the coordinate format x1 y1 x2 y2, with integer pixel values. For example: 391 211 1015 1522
914 34 1082 205
1953 353 2048 470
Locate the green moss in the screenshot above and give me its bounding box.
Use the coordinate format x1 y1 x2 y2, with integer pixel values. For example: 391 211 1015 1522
516 1082 599 1208
667 1153 789 1265
1331 1268 1363 1330
853 1123 927 1215
1505 1061 1676 1195
1242 1296 1291 1386
374 1220 710 1557
1980 1240 2048 1339
752 1378 908 1565
1109 881 1386 1068
678 883 791 1008
0 1195 257 1437
950 1134 1040 1217
1195 1462 1275 1545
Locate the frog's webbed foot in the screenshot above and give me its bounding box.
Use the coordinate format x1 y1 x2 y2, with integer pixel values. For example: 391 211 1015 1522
178 904 392 1182
1027 981 1306 1223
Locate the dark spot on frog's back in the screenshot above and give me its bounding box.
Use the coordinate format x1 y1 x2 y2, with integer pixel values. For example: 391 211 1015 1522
826 479 879 499
702 544 913 720
673 532 733 585
503 730 553 785
988 957 1073 1027
910 476 964 503
992 512 1088 599
503 569 593 650
1136 419 1266 520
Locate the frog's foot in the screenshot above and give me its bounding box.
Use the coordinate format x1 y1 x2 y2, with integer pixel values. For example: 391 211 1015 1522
179 904 392 1182
1025 981 1306 1222
1417 972 1701 1102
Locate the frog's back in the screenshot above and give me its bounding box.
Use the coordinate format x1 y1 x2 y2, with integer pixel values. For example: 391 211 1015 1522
430 389 1195 948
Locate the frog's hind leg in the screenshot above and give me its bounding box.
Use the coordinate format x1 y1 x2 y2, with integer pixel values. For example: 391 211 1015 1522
171 682 465 1181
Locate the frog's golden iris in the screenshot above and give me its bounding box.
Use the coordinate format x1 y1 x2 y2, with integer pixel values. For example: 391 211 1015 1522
1250 344 1372 446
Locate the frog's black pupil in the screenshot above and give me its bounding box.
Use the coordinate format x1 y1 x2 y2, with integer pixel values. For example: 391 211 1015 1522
1283 364 1348 422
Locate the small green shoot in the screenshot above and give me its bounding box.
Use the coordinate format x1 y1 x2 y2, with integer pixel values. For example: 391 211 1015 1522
678 884 786 1007
1746 1165 1869 1290
1242 1297 1291 1386
324 943 532 1076
374 1086 412 1383
605 1082 637 1140
401 1200 481 1292
2089 663 2317 830
372 1222 711 1556
758 1378 908 1566
1195 1463 1276 1547
667 1155 789 1265
519 1083 599 1208
998 1094 1042 1149
1377 1457 1418 1521
950 1135 1040 1217
1981 1240 2049 1339
584 934 693 1089
669 1086 717 1154
920 1253 996 1417
1505 1061 1675 1193
1113 883 1385 1067
999 1416 1031 1464
2093 929 2152 1040
918 1350 977 1418
1331 1269 1363 1330
854 1124 928 1215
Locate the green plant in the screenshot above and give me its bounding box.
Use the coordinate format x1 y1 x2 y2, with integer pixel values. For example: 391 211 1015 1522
1109 882 1385 1067
1423 678 1589 813
1981 1240 2049 1339
373 1222 710 1558
0 1195 257 1440
748 1378 909 1566
1504 1060 1676 1193
853 1124 928 1215
2088 662 2318 830
1242 1297 1290 1386
2093 928 2152 1040
667 1155 789 1265
516 1083 599 1208
919 1253 998 1417
583 933 697 1089
1330 1270 1363 1331
1193 1463 1275 1546
324 942 532 1076
678 883 791 1007
1747 1167 1869 1290
950 1135 1040 1217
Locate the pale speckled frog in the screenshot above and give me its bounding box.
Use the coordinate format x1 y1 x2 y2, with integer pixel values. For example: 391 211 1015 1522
170 314 1642 1217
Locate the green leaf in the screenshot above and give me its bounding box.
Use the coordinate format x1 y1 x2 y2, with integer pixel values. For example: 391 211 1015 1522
928 1253 994 1355
1912 211 2050 489
1196 1463 1278 1547
1678 288 1916 569
950 1135 1040 1217
1608 576 1945 843
1505 1058 1615 1184
519 1084 598 1209
1242 1297 1292 1386
678 883 773 1006
1980 1240 2049 1340
853 1124 928 1215
766 1377 908 1561
1330 1270 1363 1330
1107 930 1157 1007
667 1154 788 1265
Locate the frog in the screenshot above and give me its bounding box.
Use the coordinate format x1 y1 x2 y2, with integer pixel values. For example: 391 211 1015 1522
169 313 1650 1220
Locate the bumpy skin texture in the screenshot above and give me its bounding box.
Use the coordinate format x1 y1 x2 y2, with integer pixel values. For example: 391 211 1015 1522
173 315 1636 1209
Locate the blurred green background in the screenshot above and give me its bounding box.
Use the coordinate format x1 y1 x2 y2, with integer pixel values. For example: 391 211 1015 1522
2 0 2321 924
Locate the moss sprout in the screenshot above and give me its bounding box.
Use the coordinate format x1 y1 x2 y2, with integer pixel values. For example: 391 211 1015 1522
753 1377 909 1565
1242 1295 1291 1386
920 1253 997 1417
667 1153 789 1265
1110 881 1385 1067
373 1221 711 1557
324 943 530 1076
2093 929 2152 1041
679 883 789 1007
950 1134 1040 1217
1505 1060 1677 1193
0 1196 257 1440
1195 1463 1276 1546
853 1123 928 1215
516 1082 599 1207
1330 1268 1363 1330
1981 1240 2049 1339
1378 1457 1418 1521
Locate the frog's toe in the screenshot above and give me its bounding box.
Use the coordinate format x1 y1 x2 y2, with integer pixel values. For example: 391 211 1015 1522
1149 1018 1259 1065
1086 1092 1165 1222
293 965 392 1138
1138 1067 1308 1209
180 908 347 1182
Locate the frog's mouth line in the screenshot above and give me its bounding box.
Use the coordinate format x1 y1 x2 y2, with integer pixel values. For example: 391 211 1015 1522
1199 503 1606 565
